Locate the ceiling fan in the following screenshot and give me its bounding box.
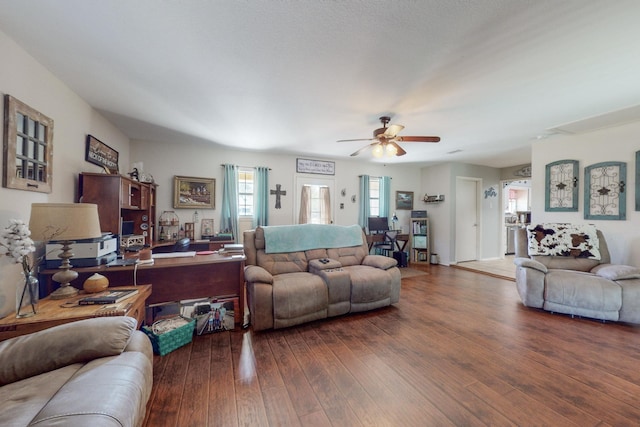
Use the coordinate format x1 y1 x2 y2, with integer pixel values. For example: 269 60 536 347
338 116 440 157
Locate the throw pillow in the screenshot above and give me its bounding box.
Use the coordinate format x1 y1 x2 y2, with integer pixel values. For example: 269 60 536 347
526 223 601 259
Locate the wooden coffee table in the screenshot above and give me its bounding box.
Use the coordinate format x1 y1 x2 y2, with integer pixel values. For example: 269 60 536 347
0 284 151 341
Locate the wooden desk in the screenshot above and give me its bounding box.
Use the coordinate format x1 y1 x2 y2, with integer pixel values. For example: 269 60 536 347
0 285 151 341
152 239 235 253
40 254 245 324
366 233 409 252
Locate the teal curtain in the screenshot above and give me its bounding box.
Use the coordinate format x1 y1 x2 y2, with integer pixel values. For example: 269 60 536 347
379 176 391 218
253 166 269 228
220 164 239 241
358 175 370 229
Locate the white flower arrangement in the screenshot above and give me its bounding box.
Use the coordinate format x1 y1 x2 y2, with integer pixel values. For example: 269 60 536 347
1 219 36 274
2 219 39 317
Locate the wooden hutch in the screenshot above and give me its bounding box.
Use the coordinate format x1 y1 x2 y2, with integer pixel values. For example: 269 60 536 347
78 173 157 246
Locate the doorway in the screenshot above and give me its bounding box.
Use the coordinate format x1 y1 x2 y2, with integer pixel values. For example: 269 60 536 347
501 179 531 255
455 177 480 262
294 176 336 224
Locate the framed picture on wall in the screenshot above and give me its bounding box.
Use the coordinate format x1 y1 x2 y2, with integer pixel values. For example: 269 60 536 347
584 161 626 220
396 191 414 210
3 95 55 193
173 176 215 209
545 159 579 211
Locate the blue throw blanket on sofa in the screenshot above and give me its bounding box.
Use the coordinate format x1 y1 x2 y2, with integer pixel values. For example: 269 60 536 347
262 224 363 253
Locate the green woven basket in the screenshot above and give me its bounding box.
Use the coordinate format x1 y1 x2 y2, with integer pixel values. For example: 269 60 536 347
143 317 195 356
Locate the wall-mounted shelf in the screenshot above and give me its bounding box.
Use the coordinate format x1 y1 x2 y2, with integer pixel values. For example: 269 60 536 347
423 194 445 203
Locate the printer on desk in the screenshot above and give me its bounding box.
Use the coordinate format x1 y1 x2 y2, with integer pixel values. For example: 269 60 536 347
45 233 118 268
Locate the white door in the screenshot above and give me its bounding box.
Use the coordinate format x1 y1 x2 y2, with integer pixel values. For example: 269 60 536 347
294 176 335 224
455 177 480 262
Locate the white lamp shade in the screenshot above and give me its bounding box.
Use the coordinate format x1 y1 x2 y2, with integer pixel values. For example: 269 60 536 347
29 203 102 241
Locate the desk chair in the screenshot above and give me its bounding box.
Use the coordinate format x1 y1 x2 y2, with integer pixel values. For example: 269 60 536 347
373 230 397 257
173 238 191 252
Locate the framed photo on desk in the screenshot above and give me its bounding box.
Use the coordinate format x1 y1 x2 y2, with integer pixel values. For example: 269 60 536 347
201 218 214 238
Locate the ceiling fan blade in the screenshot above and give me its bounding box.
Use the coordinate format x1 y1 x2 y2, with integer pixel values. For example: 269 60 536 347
382 124 404 138
350 142 378 156
338 138 375 143
390 141 406 156
396 136 440 143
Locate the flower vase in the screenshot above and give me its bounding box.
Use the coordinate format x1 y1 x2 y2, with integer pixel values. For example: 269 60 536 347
16 271 39 318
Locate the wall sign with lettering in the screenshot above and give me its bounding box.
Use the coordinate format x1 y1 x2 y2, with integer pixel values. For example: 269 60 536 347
85 134 119 174
296 158 335 175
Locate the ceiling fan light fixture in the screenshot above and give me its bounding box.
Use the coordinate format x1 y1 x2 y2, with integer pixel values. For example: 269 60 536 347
386 143 397 156
338 116 440 157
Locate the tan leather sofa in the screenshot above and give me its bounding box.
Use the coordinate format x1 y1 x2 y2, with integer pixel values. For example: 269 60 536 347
244 225 401 331
514 227 640 323
0 316 153 426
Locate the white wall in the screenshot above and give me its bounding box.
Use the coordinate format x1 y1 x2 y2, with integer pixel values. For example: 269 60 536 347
421 162 501 265
532 121 640 266
0 30 130 317
130 139 424 233
452 163 502 262
421 163 453 264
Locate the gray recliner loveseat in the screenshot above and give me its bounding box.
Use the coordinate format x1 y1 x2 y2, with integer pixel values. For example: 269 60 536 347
514 224 640 323
0 316 153 426
243 224 401 331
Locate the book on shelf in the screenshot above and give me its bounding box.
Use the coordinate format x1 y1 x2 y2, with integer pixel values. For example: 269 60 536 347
79 289 139 305
412 221 427 235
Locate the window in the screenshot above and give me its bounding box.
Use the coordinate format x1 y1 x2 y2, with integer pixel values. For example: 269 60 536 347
296 176 334 225
369 177 380 216
238 168 254 216
306 185 330 224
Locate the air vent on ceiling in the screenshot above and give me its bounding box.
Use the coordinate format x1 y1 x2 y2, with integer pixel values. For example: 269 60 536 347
548 104 640 135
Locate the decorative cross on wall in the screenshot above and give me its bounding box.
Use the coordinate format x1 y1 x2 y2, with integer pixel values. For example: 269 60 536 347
270 184 287 209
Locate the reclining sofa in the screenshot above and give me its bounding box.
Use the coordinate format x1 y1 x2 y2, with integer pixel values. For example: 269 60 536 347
514 224 640 323
0 316 153 426
243 224 401 331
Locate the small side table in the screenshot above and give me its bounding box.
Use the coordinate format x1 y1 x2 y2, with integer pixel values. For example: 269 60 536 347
0 284 152 342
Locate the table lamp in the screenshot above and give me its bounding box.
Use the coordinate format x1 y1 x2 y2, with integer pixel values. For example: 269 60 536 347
29 203 102 299
391 213 398 230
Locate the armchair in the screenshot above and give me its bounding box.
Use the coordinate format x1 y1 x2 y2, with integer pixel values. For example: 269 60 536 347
514 225 640 323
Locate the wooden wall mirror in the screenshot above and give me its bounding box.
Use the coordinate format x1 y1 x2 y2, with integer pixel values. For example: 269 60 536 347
3 95 54 193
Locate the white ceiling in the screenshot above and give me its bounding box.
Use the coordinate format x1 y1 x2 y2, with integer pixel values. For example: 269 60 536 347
1 0 639 167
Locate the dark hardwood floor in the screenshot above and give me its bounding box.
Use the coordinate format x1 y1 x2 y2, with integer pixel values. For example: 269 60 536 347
143 264 640 427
